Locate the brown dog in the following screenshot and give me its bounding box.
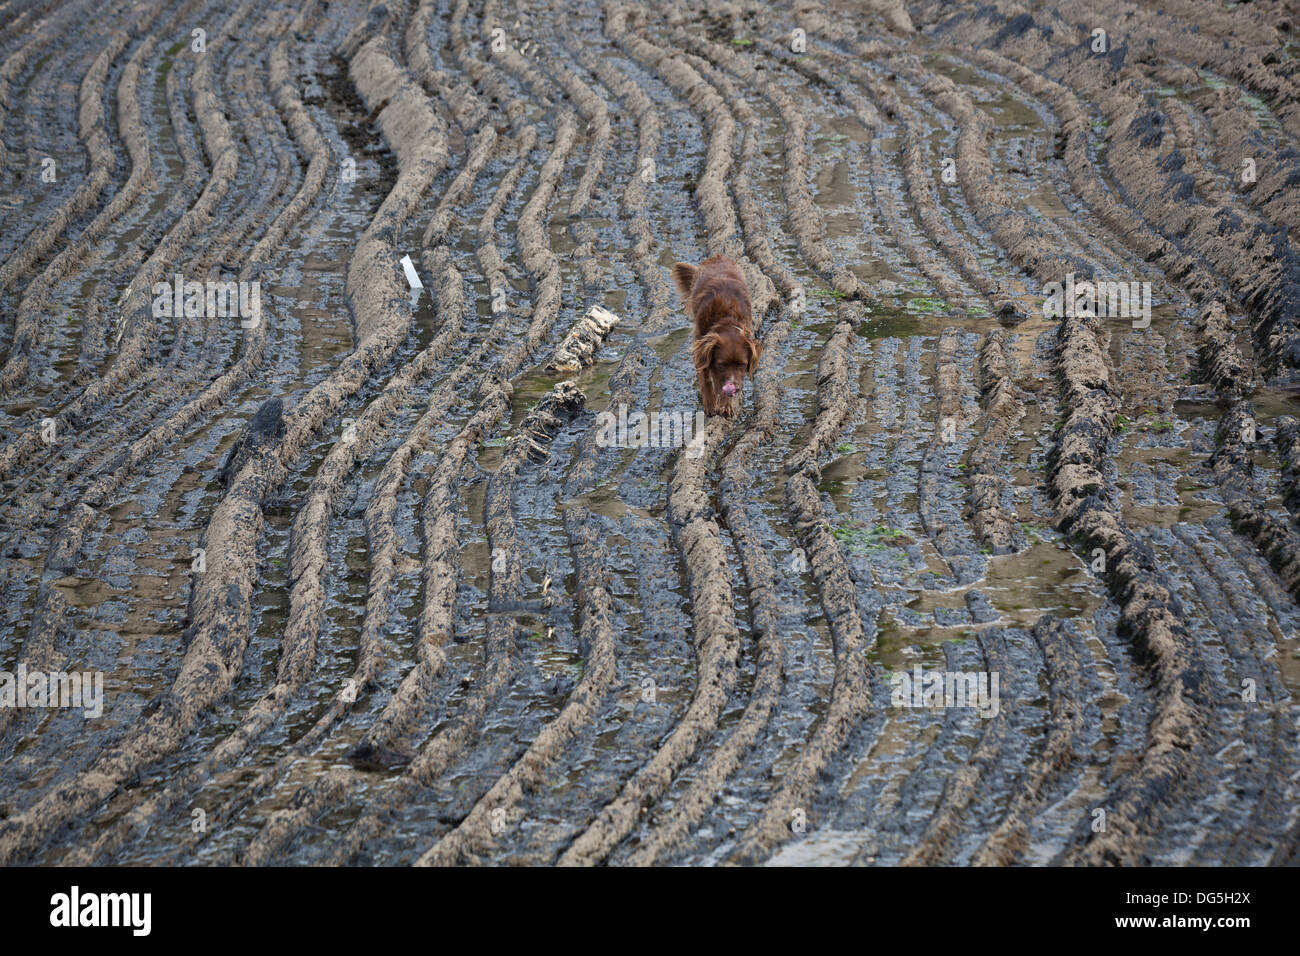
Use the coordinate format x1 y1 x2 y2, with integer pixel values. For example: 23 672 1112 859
672 256 762 417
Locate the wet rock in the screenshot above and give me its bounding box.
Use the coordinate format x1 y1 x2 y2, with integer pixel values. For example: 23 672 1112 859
217 397 285 487
965 590 1001 624
994 299 1028 325
934 605 973 627
546 674 575 698
345 740 411 772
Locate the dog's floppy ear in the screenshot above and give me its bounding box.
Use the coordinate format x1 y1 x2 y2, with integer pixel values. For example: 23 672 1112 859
692 332 720 371
672 262 698 298
744 329 763 376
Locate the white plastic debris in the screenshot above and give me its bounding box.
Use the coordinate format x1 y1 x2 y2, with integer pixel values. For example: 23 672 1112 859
400 254 424 290
401 255 424 308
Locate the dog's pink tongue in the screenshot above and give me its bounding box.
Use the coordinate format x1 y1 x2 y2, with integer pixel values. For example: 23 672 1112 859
722 382 738 396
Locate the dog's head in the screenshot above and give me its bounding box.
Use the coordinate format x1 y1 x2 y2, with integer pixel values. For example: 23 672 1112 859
692 324 762 402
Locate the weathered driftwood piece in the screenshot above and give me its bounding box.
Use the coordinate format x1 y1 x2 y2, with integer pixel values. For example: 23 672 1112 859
508 380 586 462
546 304 620 372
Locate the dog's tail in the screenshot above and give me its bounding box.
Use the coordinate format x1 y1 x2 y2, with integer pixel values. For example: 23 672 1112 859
672 262 698 298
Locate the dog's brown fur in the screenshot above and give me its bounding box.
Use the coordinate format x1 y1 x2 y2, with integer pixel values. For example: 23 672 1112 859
672 256 762 417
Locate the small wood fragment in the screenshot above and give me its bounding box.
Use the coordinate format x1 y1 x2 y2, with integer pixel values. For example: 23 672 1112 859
546 305 620 372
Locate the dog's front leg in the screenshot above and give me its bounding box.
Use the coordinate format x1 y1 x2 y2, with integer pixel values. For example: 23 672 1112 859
698 371 720 416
